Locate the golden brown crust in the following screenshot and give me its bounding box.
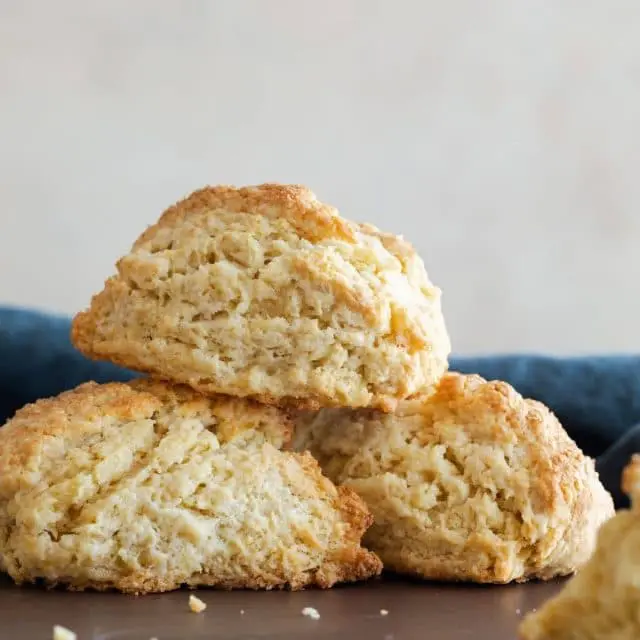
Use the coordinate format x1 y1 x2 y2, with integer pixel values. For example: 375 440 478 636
0 379 292 496
71 183 450 410
0 381 380 593
294 372 614 584
136 184 359 246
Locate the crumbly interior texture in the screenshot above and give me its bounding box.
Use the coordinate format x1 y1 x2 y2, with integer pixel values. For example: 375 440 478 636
294 373 614 583
0 380 381 593
519 456 640 640
71 184 451 410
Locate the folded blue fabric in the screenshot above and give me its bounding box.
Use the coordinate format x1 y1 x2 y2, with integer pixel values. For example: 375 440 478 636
0 307 135 424
451 355 640 458
0 307 638 507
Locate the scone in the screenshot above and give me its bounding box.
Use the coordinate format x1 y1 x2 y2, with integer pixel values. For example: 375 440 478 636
520 456 640 640
0 379 381 593
294 372 614 583
71 183 451 410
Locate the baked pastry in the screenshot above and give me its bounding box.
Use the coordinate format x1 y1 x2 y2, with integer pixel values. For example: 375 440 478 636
519 456 640 639
294 372 614 583
0 379 381 593
71 183 451 410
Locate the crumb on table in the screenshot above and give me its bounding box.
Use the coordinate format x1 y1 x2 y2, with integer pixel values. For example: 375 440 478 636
53 625 77 640
380 609 389 616
302 606 320 620
189 594 207 613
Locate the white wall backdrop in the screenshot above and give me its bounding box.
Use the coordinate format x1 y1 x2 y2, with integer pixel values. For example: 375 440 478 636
1 1 639 354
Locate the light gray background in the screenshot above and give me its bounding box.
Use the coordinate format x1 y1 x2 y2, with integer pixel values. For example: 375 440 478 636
1 1 638 354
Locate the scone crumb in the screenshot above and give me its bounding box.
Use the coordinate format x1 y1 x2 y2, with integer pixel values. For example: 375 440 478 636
53 625 76 640
380 609 389 616
189 594 207 613
302 606 320 620
240 609 245 615
515 608 521 615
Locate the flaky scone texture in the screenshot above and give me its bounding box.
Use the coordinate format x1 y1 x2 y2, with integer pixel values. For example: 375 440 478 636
294 373 614 583
0 380 381 593
520 456 640 640
71 184 450 410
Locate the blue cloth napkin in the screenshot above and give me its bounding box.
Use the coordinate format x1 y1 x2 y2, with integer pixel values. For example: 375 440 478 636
1 307 638 508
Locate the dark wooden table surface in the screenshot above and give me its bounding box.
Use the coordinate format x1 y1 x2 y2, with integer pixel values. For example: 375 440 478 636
0 575 562 639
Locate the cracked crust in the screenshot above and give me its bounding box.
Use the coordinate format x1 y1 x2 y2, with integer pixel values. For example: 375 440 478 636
71 183 450 411
519 456 640 640
0 380 381 593
294 372 614 583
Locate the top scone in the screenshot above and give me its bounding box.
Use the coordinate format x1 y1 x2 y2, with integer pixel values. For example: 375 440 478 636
72 184 451 410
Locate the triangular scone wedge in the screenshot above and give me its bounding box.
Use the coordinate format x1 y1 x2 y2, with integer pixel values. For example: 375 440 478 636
520 456 640 639
294 372 614 583
71 183 451 411
0 380 381 593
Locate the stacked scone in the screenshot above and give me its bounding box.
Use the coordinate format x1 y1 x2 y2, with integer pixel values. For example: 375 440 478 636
0 184 614 596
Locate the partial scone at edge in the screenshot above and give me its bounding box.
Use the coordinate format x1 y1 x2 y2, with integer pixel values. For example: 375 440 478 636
294 372 614 583
72 183 451 411
0 379 381 593
519 455 640 640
